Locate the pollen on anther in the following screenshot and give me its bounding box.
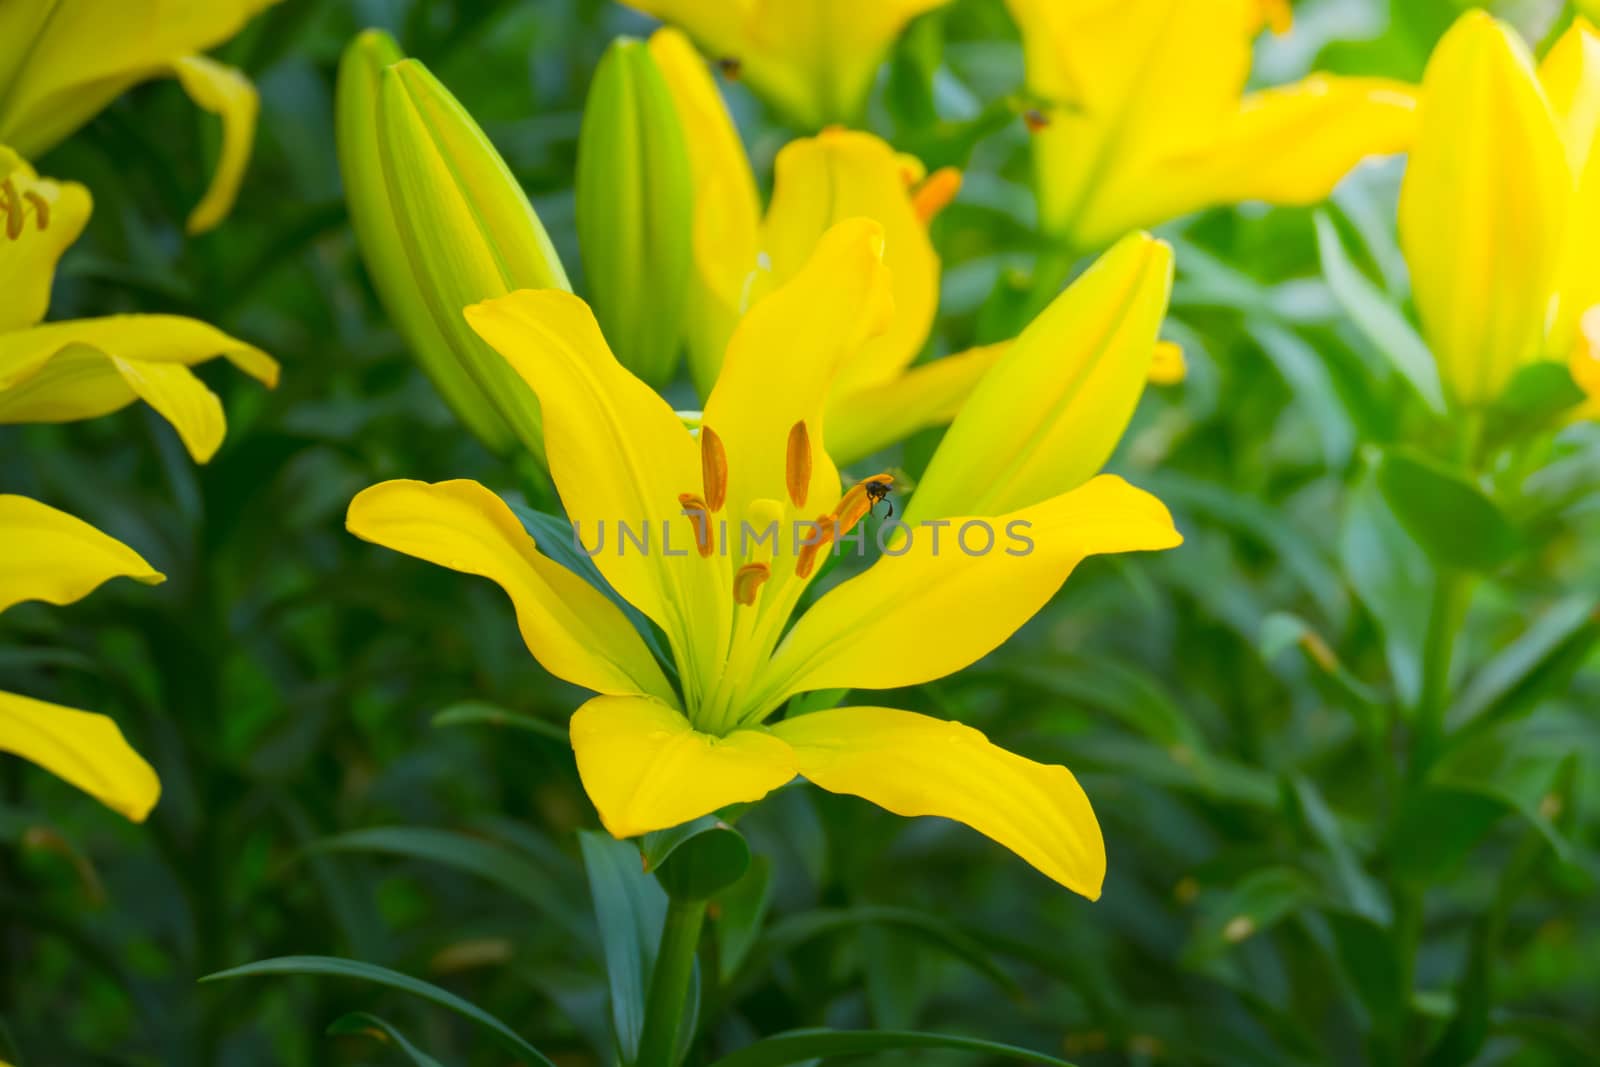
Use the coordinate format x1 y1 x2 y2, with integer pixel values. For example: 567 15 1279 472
734 562 770 606
785 421 812 508
912 168 962 225
795 515 835 580
678 493 715 558
701 425 728 512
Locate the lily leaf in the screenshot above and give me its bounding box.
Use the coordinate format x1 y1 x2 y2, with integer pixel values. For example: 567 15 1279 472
1376 449 1519 572
703 1028 1077 1067
641 816 751 902
201 956 555 1067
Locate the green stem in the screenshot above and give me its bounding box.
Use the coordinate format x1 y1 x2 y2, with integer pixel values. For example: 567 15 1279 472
636 896 707 1067
1412 570 1473 779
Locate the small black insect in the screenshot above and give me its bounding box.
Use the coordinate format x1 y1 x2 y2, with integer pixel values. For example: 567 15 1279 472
865 480 893 520
717 56 742 79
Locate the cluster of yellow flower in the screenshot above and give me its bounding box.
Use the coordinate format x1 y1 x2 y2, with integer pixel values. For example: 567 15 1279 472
1 1 282 822
4 0 1598 903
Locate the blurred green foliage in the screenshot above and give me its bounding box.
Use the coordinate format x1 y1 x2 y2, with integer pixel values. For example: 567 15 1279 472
1 0 1596 1065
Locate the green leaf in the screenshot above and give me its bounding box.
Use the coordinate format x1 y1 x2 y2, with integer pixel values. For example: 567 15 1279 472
1423 917 1492 1067
752 907 1019 997
1182 867 1319 966
1286 777 1388 923
641 817 751 901
308 826 584 928
201 956 554 1066
1449 596 1600 732
1376 449 1519 572
1386 788 1509 883
431 700 570 744
711 855 771 984
703 1028 1077 1067
326 1012 448 1067
1313 210 1446 413
1486 361 1588 447
580 830 666 1062
1341 467 1435 706
1322 910 1403 1033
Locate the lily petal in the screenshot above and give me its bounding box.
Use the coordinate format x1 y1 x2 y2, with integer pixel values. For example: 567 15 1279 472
571 694 795 839
649 27 762 398
908 233 1172 523
824 342 1007 468
755 475 1180 710
0 494 164 614
760 130 939 394
168 54 259 235
1182 75 1416 207
464 290 728 701
773 706 1104 897
0 149 92 332
703 218 893 532
0 316 275 462
1399 11 1570 406
347 480 678 706
1540 19 1600 357
0 690 160 822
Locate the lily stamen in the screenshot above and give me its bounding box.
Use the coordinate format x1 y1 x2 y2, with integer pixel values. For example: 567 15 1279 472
785 420 812 507
678 493 715 557
733 562 770 606
701 425 728 512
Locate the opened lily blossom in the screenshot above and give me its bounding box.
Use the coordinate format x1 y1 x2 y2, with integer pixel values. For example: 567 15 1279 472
651 27 990 465
0 0 278 233
348 221 1179 896
0 148 278 461
1400 13 1600 409
1008 0 1416 253
622 0 952 129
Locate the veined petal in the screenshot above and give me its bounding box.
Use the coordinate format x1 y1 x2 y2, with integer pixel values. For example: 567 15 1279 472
464 290 729 700
1180 75 1416 208
0 314 278 384
908 233 1172 523
347 480 678 706
0 495 164 614
702 218 893 531
1399 11 1570 406
760 130 939 394
824 342 1007 468
571 694 795 839
755 475 1180 710
649 27 761 399
1540 19 1600 356
0 148 92 332
168 54 259 234
0 690 160 822
0 314 274 462
772 706 1104 897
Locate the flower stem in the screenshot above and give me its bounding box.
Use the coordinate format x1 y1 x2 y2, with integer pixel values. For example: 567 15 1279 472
636 896 707 1067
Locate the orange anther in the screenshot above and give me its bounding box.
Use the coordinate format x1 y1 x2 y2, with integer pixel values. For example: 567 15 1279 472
733 562 771 606
785 420 812 508
701 425 728 512
678 493 715 558
912 167 961 225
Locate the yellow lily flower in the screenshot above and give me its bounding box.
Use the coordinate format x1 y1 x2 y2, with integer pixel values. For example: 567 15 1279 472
1 148 277 462
347 220 1181 897
620 0 953 128
651 27 984 467
1399 13 1600 407
0 0 278 233
1 494 163 822
1007 0 1417 253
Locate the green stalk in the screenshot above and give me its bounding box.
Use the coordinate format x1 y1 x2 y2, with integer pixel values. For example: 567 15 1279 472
636 896 707 1067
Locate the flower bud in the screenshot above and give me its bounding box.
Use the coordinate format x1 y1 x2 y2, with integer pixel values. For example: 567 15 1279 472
335 31 570 460
575 38 694 387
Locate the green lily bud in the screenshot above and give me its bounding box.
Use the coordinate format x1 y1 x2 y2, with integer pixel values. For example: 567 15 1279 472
335 30 570 461
576 38 694 387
